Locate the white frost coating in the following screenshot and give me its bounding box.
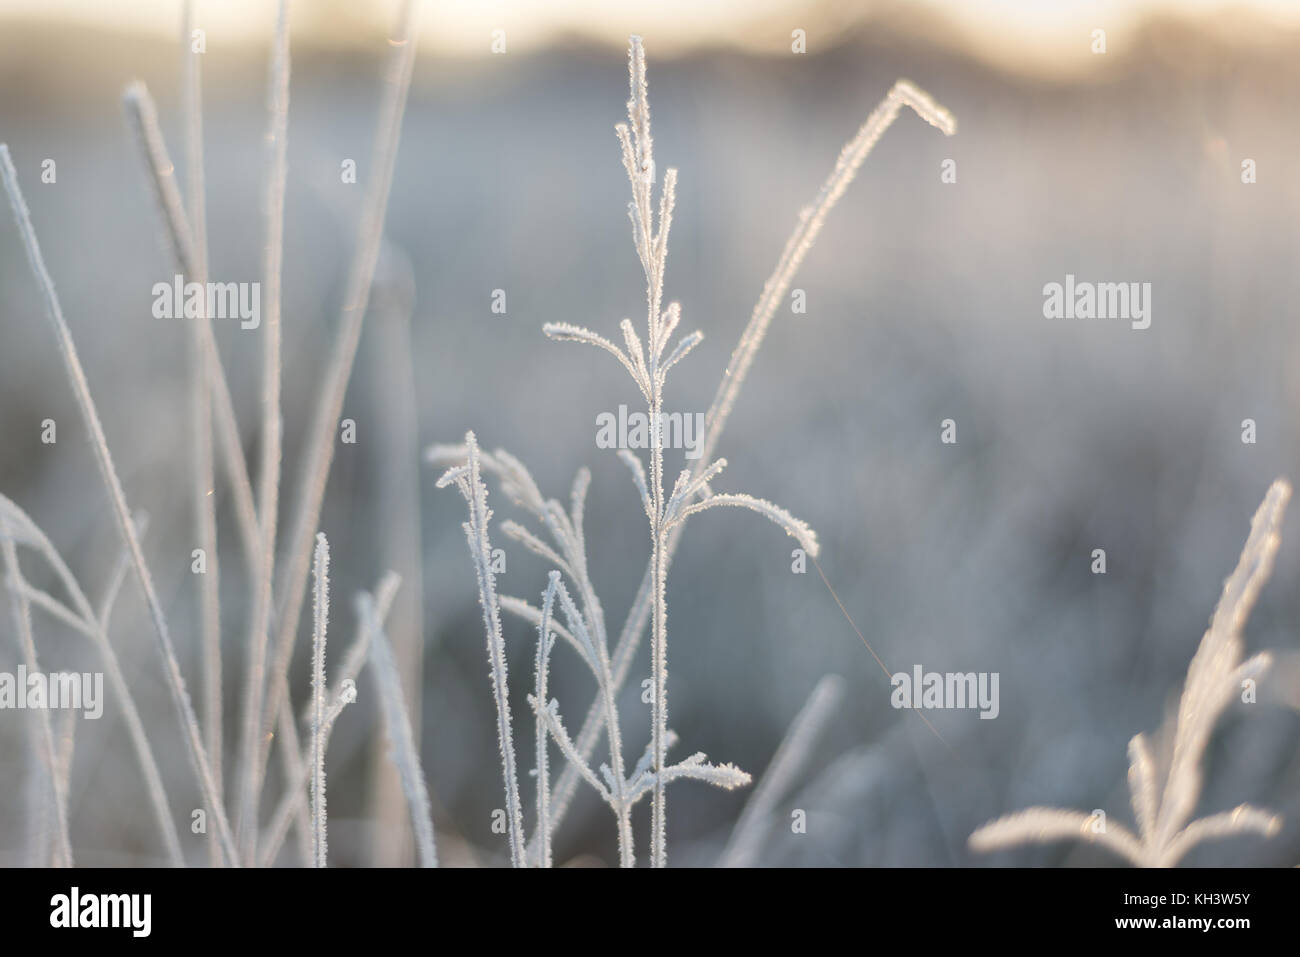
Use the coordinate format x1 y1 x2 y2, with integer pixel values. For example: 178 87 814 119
309 533 330 868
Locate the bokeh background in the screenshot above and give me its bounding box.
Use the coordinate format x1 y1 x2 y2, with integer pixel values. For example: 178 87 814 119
1 0 1299 866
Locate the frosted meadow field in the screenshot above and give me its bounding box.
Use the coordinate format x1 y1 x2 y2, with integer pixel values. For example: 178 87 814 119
0 0 1299 874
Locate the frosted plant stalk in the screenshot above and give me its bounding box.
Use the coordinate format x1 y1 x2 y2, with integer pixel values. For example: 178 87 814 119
310 533 331 868
536 76 955 852
533 573 561 868
430 442 759 866
428 445 637 865
259 573 401 867
434 38 915 866
543 36 821 867
436 432 527 866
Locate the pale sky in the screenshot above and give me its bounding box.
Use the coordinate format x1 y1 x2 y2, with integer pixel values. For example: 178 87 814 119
2 0 1298 75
